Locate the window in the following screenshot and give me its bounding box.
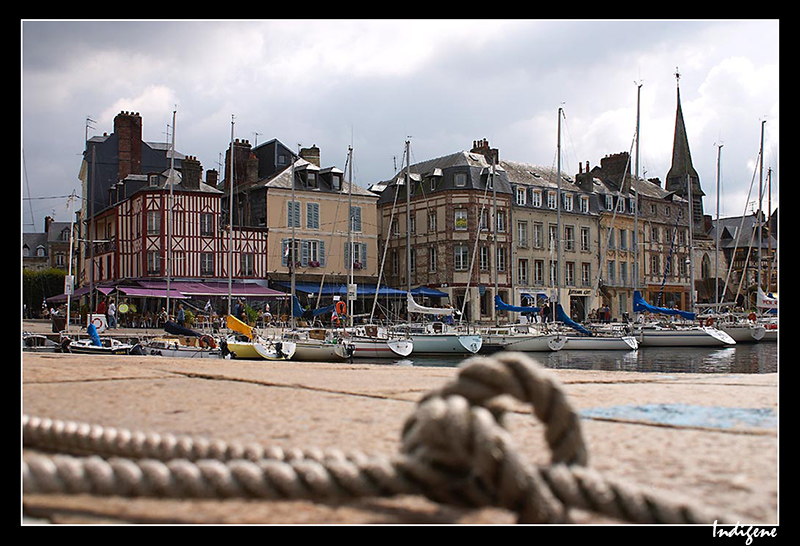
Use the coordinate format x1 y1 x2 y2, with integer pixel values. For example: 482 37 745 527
533 260 544 285
580 227 590 252
427 211 437 233
479 246 489 271
201 252 214 276
616 197 626 213
564 225 575 251
579 195 589 213
606 195 615 211
242 253 254 276
429 246 437 272
533 222 544 248
563 193 573 211
497 246 506 272
409 248 416 273
650 226 660 243
147 251 160 275
565 261 575 286
332 174 341 191
479 209 489 231
454 172 467 187
391 219 400 236
148 174 159 187
516 187 527 205
608 260 616 285
306 172 317 189
455 209 467 231
518 258 529 285
345 242 367 269
517 220 529 247
349 205 362 232
391 249 398 275
620 262 628 286
287 201 300 228
455 244 469 270
548 224 558 250
496 210 506 232
200 213 214 236
410 215 416 234
147 211 161 235
306 203 320 229
547 191 557 209
532 189 542 208
581 263 591 287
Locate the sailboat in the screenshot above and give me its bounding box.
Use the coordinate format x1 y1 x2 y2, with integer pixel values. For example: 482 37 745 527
535 106 637 351
284 296 355 361
633 291 734 347
223 315 296 360
482 296 567 352
403 293 483 354
338 144 413 359
144 321 223 358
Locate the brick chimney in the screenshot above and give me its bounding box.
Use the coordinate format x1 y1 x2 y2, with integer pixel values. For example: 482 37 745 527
114 111 143 182
470 138 499 164
206 169 218 188
224 139 256 191
182 156 202 190
300 145 321 167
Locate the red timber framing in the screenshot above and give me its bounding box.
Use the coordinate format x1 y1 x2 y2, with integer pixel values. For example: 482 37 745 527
112 189 268 282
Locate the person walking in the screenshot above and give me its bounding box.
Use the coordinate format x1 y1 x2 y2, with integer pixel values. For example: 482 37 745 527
107 298 117 329
176 303 186 327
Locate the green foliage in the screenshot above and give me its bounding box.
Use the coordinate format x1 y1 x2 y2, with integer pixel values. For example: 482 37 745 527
244 303 259 325
22 268 66 316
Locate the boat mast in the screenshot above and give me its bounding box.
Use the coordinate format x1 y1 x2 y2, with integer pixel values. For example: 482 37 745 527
166 108 176 316
290 143 297 330
405 139 411 299
347 144 354 328
555 107 563 309
491 154 498 327
227 115 235 317
715 142 723 308
634 83 642 294
757 120 765 296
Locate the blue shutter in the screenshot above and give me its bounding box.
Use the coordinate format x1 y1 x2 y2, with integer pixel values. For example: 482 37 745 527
360 242 367 268
344 242 351 269
319 240 326 266
301 240 309 267
281 239 288 267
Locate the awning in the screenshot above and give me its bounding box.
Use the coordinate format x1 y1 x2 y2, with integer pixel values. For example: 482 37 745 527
411 286 448 298
117 286 187 299
274 282 406 297
138 281 288 298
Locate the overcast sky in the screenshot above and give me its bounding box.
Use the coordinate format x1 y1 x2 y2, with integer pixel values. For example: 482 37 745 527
22 19 779 232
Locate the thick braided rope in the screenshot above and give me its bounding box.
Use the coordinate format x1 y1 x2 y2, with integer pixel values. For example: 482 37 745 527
22 351 740 523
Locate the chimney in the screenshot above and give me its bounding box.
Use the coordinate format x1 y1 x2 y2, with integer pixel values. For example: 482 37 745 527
300 145 321 167
206 169 218 187
44 215 53 234
114 111 143 182
470 138 499 164
224 139 253 191
182 156 202 190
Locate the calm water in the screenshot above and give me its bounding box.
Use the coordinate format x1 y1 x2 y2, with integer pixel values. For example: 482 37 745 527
360 341 778 374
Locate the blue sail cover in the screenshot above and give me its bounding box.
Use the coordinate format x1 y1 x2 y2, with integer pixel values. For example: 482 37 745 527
556 304 593 336
292 295 334 317
633 291 695 320
494 295 540 314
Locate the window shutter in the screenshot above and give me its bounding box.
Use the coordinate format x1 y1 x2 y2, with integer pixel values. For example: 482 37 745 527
281 239 288 267
344 242 351 269
301 240 309 267
360 242 367 268
319 240 326 266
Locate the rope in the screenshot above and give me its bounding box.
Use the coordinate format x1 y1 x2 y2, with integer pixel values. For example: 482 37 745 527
23 351 740 524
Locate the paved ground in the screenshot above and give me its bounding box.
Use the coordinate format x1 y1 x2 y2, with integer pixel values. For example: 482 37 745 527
21 320 779 525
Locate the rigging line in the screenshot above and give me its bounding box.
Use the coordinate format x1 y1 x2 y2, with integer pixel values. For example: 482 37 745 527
23 148 37 231
370 168 404 322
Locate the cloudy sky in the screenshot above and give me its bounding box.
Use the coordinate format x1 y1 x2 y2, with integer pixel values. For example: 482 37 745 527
22 19 779 232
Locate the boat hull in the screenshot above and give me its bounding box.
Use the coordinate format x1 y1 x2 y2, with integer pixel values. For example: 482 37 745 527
254 340 296 361
636 326 736 347
350 336 414 358
410 333 482 355
482 332 566 352
292 341 353 361
564 335 639 351
718 324 766 343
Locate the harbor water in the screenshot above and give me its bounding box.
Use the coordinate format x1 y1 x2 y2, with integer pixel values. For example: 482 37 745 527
357 342 778 374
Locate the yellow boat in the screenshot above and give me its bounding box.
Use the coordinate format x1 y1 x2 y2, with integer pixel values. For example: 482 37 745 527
223 315 295 360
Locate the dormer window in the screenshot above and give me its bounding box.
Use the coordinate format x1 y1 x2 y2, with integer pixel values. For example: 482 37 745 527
516 187 527 206
332 174 341 191
307 172 317 189
454 172 467 187
149 174 159 187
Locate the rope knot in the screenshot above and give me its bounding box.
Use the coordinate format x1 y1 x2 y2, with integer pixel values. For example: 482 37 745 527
399 352 587 523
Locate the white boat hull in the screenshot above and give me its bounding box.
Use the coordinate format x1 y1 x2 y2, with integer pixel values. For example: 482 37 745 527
410 333 482 355
253 340 296 361
636 326 736 347
350 336 414 358
482 332 567 352
718 323 766 343
292 340 354 361
564 335 639 351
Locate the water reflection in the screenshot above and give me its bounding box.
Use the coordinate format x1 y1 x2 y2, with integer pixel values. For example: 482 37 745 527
361 342 778 374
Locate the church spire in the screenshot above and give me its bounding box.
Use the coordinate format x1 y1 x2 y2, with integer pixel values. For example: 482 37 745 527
666 67 705 235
